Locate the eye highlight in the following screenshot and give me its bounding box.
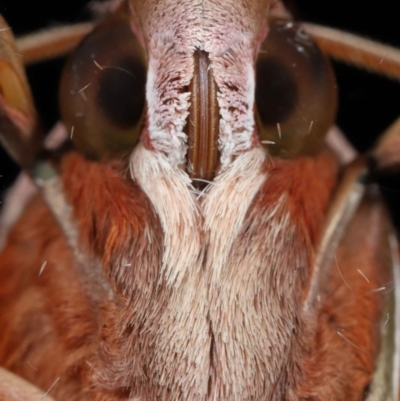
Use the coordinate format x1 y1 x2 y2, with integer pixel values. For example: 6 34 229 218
96 57 146 129
59 15 147 159
256 19 337 158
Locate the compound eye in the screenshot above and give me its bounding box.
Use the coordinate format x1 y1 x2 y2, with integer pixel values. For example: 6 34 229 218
256 19 337 158
59 15 147 159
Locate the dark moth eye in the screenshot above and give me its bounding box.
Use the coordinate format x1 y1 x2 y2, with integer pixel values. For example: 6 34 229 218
59 15 147 159
256 19 337 158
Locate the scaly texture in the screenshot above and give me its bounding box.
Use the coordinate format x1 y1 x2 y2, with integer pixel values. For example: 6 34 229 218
129 0 270 166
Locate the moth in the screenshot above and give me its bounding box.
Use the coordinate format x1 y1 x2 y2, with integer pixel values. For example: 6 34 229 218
1 0 400 400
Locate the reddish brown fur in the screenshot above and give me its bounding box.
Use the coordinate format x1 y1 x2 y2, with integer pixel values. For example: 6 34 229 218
0 195 96 401
297 192 392 400
61 152 163 301
244 156 392 399
228 150 339 399
0 0 396 397
0 152 163 401
0 148 393 400
261 150 338 247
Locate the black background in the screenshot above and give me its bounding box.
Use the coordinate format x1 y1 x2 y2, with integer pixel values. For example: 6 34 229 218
0 0 400 225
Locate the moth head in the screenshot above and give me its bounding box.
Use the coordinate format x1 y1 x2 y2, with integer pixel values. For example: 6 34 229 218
0 2 399 400
58 0 337 183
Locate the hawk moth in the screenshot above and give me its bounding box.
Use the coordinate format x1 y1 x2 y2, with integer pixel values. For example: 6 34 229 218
0 1 400 400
